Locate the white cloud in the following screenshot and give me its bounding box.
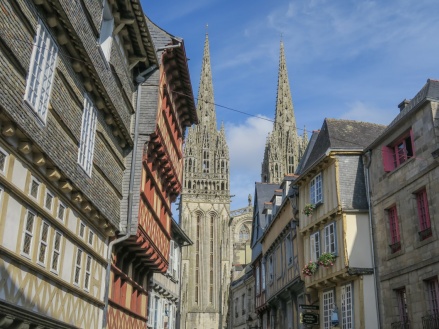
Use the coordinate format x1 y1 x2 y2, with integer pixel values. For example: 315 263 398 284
340 101 397 126
226 116 273 209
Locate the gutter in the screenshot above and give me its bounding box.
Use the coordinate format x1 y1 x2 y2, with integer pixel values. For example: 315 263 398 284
364 149 382 329
102 64 157 329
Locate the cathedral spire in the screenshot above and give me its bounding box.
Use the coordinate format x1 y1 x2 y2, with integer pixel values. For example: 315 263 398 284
274 41 297 131
196 33 217 131
261 41 307 183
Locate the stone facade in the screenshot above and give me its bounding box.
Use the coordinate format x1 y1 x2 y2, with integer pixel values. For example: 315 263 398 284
229 267 257 329
366 79 439 328
179 33 231 329
230 197 253 281
261 42 308 184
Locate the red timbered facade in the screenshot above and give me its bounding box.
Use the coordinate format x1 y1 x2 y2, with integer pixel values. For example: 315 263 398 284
107 20 197 329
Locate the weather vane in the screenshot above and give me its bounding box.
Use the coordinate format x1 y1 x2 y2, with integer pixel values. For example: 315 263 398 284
206 24 209 35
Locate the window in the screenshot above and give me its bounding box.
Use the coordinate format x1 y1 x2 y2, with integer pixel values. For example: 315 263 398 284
0 147 8 174
387 206 401 252
51 231 62 273
310 173 323 204
285 234 293 265
341 283 353 329
99 0 114 61
276 246 282 279
37 221 50 266
261 261 266 290
147 292 154 327
239 225 250 242
255 265 260 294
84 254 92 291
78 94 97 176
153 296 160 328
268 255 274 283
21 210 36 257
395 287 409 324
324 223 337 254
74 248 83 285
57 203 66 221
310 231 320 262
88 231 94 246
168 240 175 275
426 278 439 314
323 290 335 329
235 297 238 317
416 189 432 240
24 20 58 122
29 177 40 200
382 130 414 172
44 190 54 211
242 294 246 314
79 221 85 238
209 216 214 303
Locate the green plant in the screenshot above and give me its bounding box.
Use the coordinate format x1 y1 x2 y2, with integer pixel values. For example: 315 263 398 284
302 204 315 216
302 261 318 276
318 252 336 267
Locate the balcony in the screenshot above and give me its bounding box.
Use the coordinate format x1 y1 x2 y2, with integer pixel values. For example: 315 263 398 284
391 320 410 329
422 313 439 329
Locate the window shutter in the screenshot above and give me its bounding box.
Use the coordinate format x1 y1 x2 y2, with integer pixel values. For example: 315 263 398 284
310 234 316 262
410 129 415 157
382 145 395 172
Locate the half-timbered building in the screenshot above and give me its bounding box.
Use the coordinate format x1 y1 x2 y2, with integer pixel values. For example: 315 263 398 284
107 16 197 329
0 0 157 327
295 119 385 329
260 176 304 329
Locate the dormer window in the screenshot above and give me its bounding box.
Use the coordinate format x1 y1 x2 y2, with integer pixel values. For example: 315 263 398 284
99 0 114 61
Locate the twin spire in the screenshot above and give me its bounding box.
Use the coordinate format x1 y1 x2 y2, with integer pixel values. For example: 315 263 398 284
261 41 308 184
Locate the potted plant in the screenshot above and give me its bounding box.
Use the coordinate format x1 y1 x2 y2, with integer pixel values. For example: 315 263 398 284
318 252 336 267
302 204 315 216
302 261 318 276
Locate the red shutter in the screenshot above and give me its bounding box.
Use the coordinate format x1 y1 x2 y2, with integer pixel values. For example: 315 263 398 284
382 145 395 172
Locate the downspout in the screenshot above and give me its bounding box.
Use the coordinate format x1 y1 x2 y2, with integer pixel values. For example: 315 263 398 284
364 150 382 329
102 64 157 329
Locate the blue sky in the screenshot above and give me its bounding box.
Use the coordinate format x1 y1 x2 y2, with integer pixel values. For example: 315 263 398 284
142 0 439 210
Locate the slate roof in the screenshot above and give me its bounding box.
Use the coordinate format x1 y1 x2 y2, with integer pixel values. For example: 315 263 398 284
296 130 319 175
300 119 386 173
145 16 197 124
367 79 439 149
250 182 279 262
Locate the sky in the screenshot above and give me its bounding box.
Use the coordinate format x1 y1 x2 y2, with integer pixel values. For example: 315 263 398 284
142 0 439 210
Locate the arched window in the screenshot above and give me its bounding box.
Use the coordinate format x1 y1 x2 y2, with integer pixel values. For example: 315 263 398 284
195 214 201 303
209 215 214 303
239 225 250 242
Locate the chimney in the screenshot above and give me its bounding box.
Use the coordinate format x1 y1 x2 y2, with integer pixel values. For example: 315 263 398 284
398 99 410 112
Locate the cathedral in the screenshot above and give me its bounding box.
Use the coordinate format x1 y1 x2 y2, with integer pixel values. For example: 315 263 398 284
261 41 308 184
179 36 307 329
179 33 231 329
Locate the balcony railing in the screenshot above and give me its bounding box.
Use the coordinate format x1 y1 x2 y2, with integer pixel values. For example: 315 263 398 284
391 320 410 329
422 313 439 329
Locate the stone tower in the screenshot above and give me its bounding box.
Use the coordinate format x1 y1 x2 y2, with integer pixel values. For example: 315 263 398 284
261 41 308 184
179 33 231 329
